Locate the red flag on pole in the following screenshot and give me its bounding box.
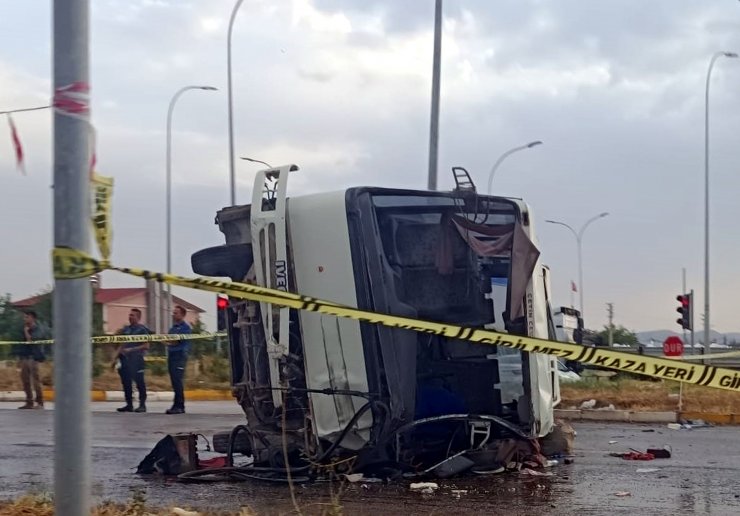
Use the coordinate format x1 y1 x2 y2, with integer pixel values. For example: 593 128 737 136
571 280 577 293
7 114 25 174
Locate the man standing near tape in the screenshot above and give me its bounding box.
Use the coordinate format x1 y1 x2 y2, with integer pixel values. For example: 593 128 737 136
112 308 150 413
14 311 50 409
165 305 191 414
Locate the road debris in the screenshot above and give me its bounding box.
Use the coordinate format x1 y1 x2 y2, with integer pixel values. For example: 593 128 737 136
622 451 655 460
609 451 655 460
646 446 671 459
410 482 439 494
520 468 554 477
171 508 200 516
668 420 714 430
636 468 660 473
539 420 576 456
614 491 631 497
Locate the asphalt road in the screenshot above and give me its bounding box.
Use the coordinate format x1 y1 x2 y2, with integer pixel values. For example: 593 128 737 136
0 402 738 515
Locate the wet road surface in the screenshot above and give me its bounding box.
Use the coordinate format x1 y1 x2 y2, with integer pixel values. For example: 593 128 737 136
0 402 738 515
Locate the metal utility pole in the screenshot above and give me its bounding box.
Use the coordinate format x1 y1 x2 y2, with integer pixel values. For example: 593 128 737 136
606 303 614 347
682 268 688 353
690 288 695 354
227 0 245 206
53 1 91 514
166 85 217 328
545 212 609 323
486 140 543 195
704 51 738 356
427 0 442 191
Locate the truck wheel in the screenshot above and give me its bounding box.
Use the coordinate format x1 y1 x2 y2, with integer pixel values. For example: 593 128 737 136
191 244 253 281
212 430 252 455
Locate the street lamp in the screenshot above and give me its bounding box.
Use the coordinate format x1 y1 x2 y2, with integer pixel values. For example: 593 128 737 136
704 51 737 353
227 0 245 206
240 156 273 168
166 85 217 331
545 212 609 323
486 141 543 195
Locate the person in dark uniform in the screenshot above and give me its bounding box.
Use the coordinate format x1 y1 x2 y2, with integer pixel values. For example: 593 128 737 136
111 308 150 413
14 311 50 409
165 305 191 414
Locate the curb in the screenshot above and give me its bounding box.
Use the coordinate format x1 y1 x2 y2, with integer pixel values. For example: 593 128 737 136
0 389 234 402
555 409 739 425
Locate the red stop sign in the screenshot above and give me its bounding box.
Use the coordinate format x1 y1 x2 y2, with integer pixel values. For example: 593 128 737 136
663 336 684 357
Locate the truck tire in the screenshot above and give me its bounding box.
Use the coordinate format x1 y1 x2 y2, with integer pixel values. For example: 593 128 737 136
191 243 253 281
212 430 252 455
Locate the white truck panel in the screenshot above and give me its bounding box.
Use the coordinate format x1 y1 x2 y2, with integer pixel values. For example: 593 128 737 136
287 192 372 447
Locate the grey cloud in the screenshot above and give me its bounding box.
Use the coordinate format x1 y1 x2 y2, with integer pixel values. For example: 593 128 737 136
4 0 740 331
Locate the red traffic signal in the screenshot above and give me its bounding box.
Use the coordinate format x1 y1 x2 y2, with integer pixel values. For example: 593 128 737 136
216 295 229 331
675 293 692 331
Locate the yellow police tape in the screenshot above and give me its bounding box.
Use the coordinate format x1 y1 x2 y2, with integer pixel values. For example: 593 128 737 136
91 174 114 261
50 246 740 393
0 332 227 346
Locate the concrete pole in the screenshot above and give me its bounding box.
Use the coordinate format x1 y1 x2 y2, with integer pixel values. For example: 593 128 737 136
53 1 92 514
427 0 442 191
227 0 245 206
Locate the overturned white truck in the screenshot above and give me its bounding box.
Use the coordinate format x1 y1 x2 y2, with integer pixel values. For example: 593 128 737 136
192 165 562 477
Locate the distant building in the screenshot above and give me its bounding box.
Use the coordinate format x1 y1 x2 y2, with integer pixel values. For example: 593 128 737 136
13 287 203 334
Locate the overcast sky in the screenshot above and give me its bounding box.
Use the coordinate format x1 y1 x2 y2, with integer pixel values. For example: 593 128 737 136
2 0 740 333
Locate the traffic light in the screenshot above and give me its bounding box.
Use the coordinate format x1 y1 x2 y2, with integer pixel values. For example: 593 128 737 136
676 293 693 330
217 295 229 331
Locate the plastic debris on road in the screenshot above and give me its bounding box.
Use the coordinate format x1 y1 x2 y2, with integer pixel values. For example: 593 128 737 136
410 482 439 494
520 468 554 477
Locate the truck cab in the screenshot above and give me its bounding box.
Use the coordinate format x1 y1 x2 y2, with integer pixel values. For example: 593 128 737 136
192 165 560 473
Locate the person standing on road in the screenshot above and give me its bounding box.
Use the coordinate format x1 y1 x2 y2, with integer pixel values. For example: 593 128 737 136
14 311 49 409
112 308 150 413
165 305 192 414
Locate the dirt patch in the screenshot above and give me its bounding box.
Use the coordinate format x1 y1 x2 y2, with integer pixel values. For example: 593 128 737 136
0 496 259 516
561 378 740 413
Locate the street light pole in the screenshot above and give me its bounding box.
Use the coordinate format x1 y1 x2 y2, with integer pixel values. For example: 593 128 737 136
427 0 442 191
241 156 273 168
166 85 217 330
53 1 91 514
227 0 245 206
704 51 737 352
546 212 609 323
486 140 543 195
